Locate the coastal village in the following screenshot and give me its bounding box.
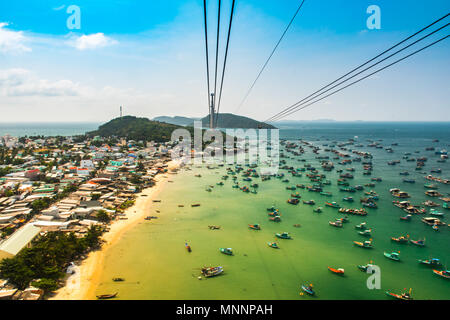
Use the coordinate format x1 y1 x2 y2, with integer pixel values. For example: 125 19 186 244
0 134 176 299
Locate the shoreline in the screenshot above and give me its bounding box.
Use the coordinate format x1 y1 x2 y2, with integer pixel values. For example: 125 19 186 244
50 162 180 300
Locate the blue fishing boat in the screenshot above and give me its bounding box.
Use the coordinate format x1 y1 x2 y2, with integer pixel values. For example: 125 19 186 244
301 284 315 296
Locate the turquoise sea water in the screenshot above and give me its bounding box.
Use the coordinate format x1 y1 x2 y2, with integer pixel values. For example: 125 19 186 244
93 122 450 300
0 122 100 137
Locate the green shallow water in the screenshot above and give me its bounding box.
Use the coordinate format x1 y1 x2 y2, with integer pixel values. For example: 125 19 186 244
95 127 450 300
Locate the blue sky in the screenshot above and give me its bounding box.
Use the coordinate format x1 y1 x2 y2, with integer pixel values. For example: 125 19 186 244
0 0 449 122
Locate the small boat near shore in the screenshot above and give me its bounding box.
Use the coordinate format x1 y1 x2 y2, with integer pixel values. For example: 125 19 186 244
96 292 118 299
267 242 279 249
201 266 224 278
249 224 261 230
301 284 315 296
275 232 292 239
220 248 233 256
384 252 401 261
354 240 373 248
385 289 413 300
328 267 345 275
433 270 450 279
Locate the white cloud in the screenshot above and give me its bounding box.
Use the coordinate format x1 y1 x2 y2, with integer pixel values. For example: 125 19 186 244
0 69 80 97
0 22 31 54
68 33 118 50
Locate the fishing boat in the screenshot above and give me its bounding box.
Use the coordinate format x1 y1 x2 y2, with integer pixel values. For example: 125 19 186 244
267 242 279 249
275 232 292 239
269 216 282 222
329 221 343 228
208 225 221 230
410 239 426 247
286 186 297 191
320 191 333 197
354 240 373 248
362 202 378 209
96 293 118 299
403 179 416 184
268 211 280 217
385 289 413 300
249 224 261 230
337 216 350 223
287 198 300 205
433 270 450 279
328 267 345 275
220 248 233 256
355 222 367 230
267 206 278 212
185 242 192 252
430 209 444 217
419 258 442 267
425 190 442 197
391 235 409 244
313 207 323 213
201 266 224 278
301 284 315 296
343 197 354 202
303 200 315 205
359 229 372 237
216 182 224 186
112 278 125 282
340 187 356 193
400 214 412 221
384 252 401 261
358 264 374 272
325 202 340 208
291 192 301 199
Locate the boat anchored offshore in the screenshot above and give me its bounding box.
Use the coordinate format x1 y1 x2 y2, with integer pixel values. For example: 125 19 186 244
267 242 279 249
328 267 345 275
275 232 292 239
384 252 401 261
419 258 442 267
220 248 233 256
354 240 373 248
385 289 413 300
301 284 315 296
97 292 118 300
249 224 261 230
433 269 450 279
201 266 224 278
410 238 426 247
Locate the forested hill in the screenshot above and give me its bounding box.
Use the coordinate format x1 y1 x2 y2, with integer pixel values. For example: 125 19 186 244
88 116 192 142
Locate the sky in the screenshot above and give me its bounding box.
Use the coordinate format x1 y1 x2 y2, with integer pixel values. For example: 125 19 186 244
0 0 449 122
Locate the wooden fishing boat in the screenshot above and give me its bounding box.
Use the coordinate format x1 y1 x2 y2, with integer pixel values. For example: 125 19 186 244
267 242 279 249
328 267 345 275
329 221 343 228
429 209 444 217
410 239 426 247
220 248 233 256
384 252 401 261
248 224 261 230
325 202 340 208
291 192 301 199
433 269 450 279
359 229 372 237
400 214 412 221
185 242 192 252
208 225 221 230
343 197 354 202
418 258 442 267
385 290 413 300
275 232 292 240
267 206 278 212
201 266 224 278
269 216 281 222
303 200 315 205
355 222 367 230
268 211 280 217
313 207 323 213
358 264 374 272
354 240 373 248
320 191 333 197
301 284 315 296
112 278 125 282
287 198 300 205
96 292 118 299
391 235 409 244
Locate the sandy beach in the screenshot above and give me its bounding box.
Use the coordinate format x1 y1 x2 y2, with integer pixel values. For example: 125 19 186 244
51 162 180 300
